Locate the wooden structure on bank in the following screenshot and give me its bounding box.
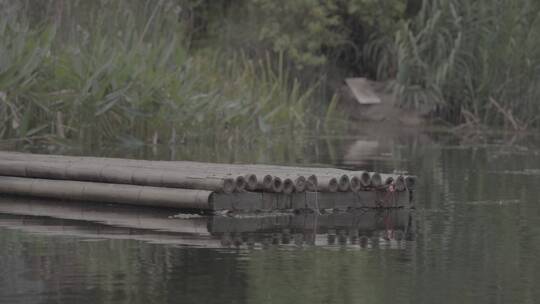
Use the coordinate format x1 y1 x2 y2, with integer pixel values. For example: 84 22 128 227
345 77 382 104
0 151 416 212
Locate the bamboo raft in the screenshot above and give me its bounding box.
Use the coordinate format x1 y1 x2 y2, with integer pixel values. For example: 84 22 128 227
0 151 416 212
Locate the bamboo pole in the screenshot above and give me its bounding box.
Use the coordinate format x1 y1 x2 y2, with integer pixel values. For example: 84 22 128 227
0 160 237 193
0 152 415 192
0 152 255 190
0 176 213 209
316 176 339 192
0 152 345 177
0 153 303 192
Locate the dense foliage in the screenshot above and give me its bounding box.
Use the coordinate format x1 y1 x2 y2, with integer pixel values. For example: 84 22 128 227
393 0 540 129
0 0 340 146
1 0 540 147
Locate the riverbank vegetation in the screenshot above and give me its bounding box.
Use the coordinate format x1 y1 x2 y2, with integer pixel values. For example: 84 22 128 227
1 0 540 148
394 0 540 131
0 0 341 147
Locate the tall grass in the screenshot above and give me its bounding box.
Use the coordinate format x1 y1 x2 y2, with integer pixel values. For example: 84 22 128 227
390 0 540 129
0 0 335 147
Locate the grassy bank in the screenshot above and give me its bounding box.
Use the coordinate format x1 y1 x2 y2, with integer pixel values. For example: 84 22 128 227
2 0 540 147
0 1 342 147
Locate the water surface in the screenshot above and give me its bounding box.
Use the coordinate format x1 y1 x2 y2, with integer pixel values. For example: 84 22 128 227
1 131 540 304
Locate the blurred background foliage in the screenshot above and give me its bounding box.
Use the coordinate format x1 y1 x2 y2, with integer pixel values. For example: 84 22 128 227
1 0 539 149
0 0 349 148
393 0 540 129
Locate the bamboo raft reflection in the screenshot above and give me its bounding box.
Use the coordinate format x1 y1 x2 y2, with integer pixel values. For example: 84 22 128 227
0 151 416 212
0 196 414 248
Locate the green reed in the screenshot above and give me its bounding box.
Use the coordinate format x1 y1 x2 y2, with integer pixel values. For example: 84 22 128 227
389 0 540 129
0 0 337 147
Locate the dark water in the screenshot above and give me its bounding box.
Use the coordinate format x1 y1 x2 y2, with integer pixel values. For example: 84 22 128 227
1 131 540 304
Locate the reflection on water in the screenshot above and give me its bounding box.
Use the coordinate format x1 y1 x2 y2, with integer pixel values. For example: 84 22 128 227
2 131 540 303
0 197 413 249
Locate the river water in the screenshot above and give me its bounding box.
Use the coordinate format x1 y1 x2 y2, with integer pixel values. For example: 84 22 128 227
0 131 539 304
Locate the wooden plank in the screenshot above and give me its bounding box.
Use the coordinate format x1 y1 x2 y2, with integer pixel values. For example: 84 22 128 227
345 77 381 104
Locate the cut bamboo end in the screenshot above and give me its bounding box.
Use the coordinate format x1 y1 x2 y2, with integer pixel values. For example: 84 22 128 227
350 176 361 192
244 174 258 191
337 174 350 192
306 175 318 192
294 176 307 192
282 178 294 194
370 173 383 188
271 176 284 193
222 178 237 194
235 176 246 191
357 171 371 188
260 174 274 190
